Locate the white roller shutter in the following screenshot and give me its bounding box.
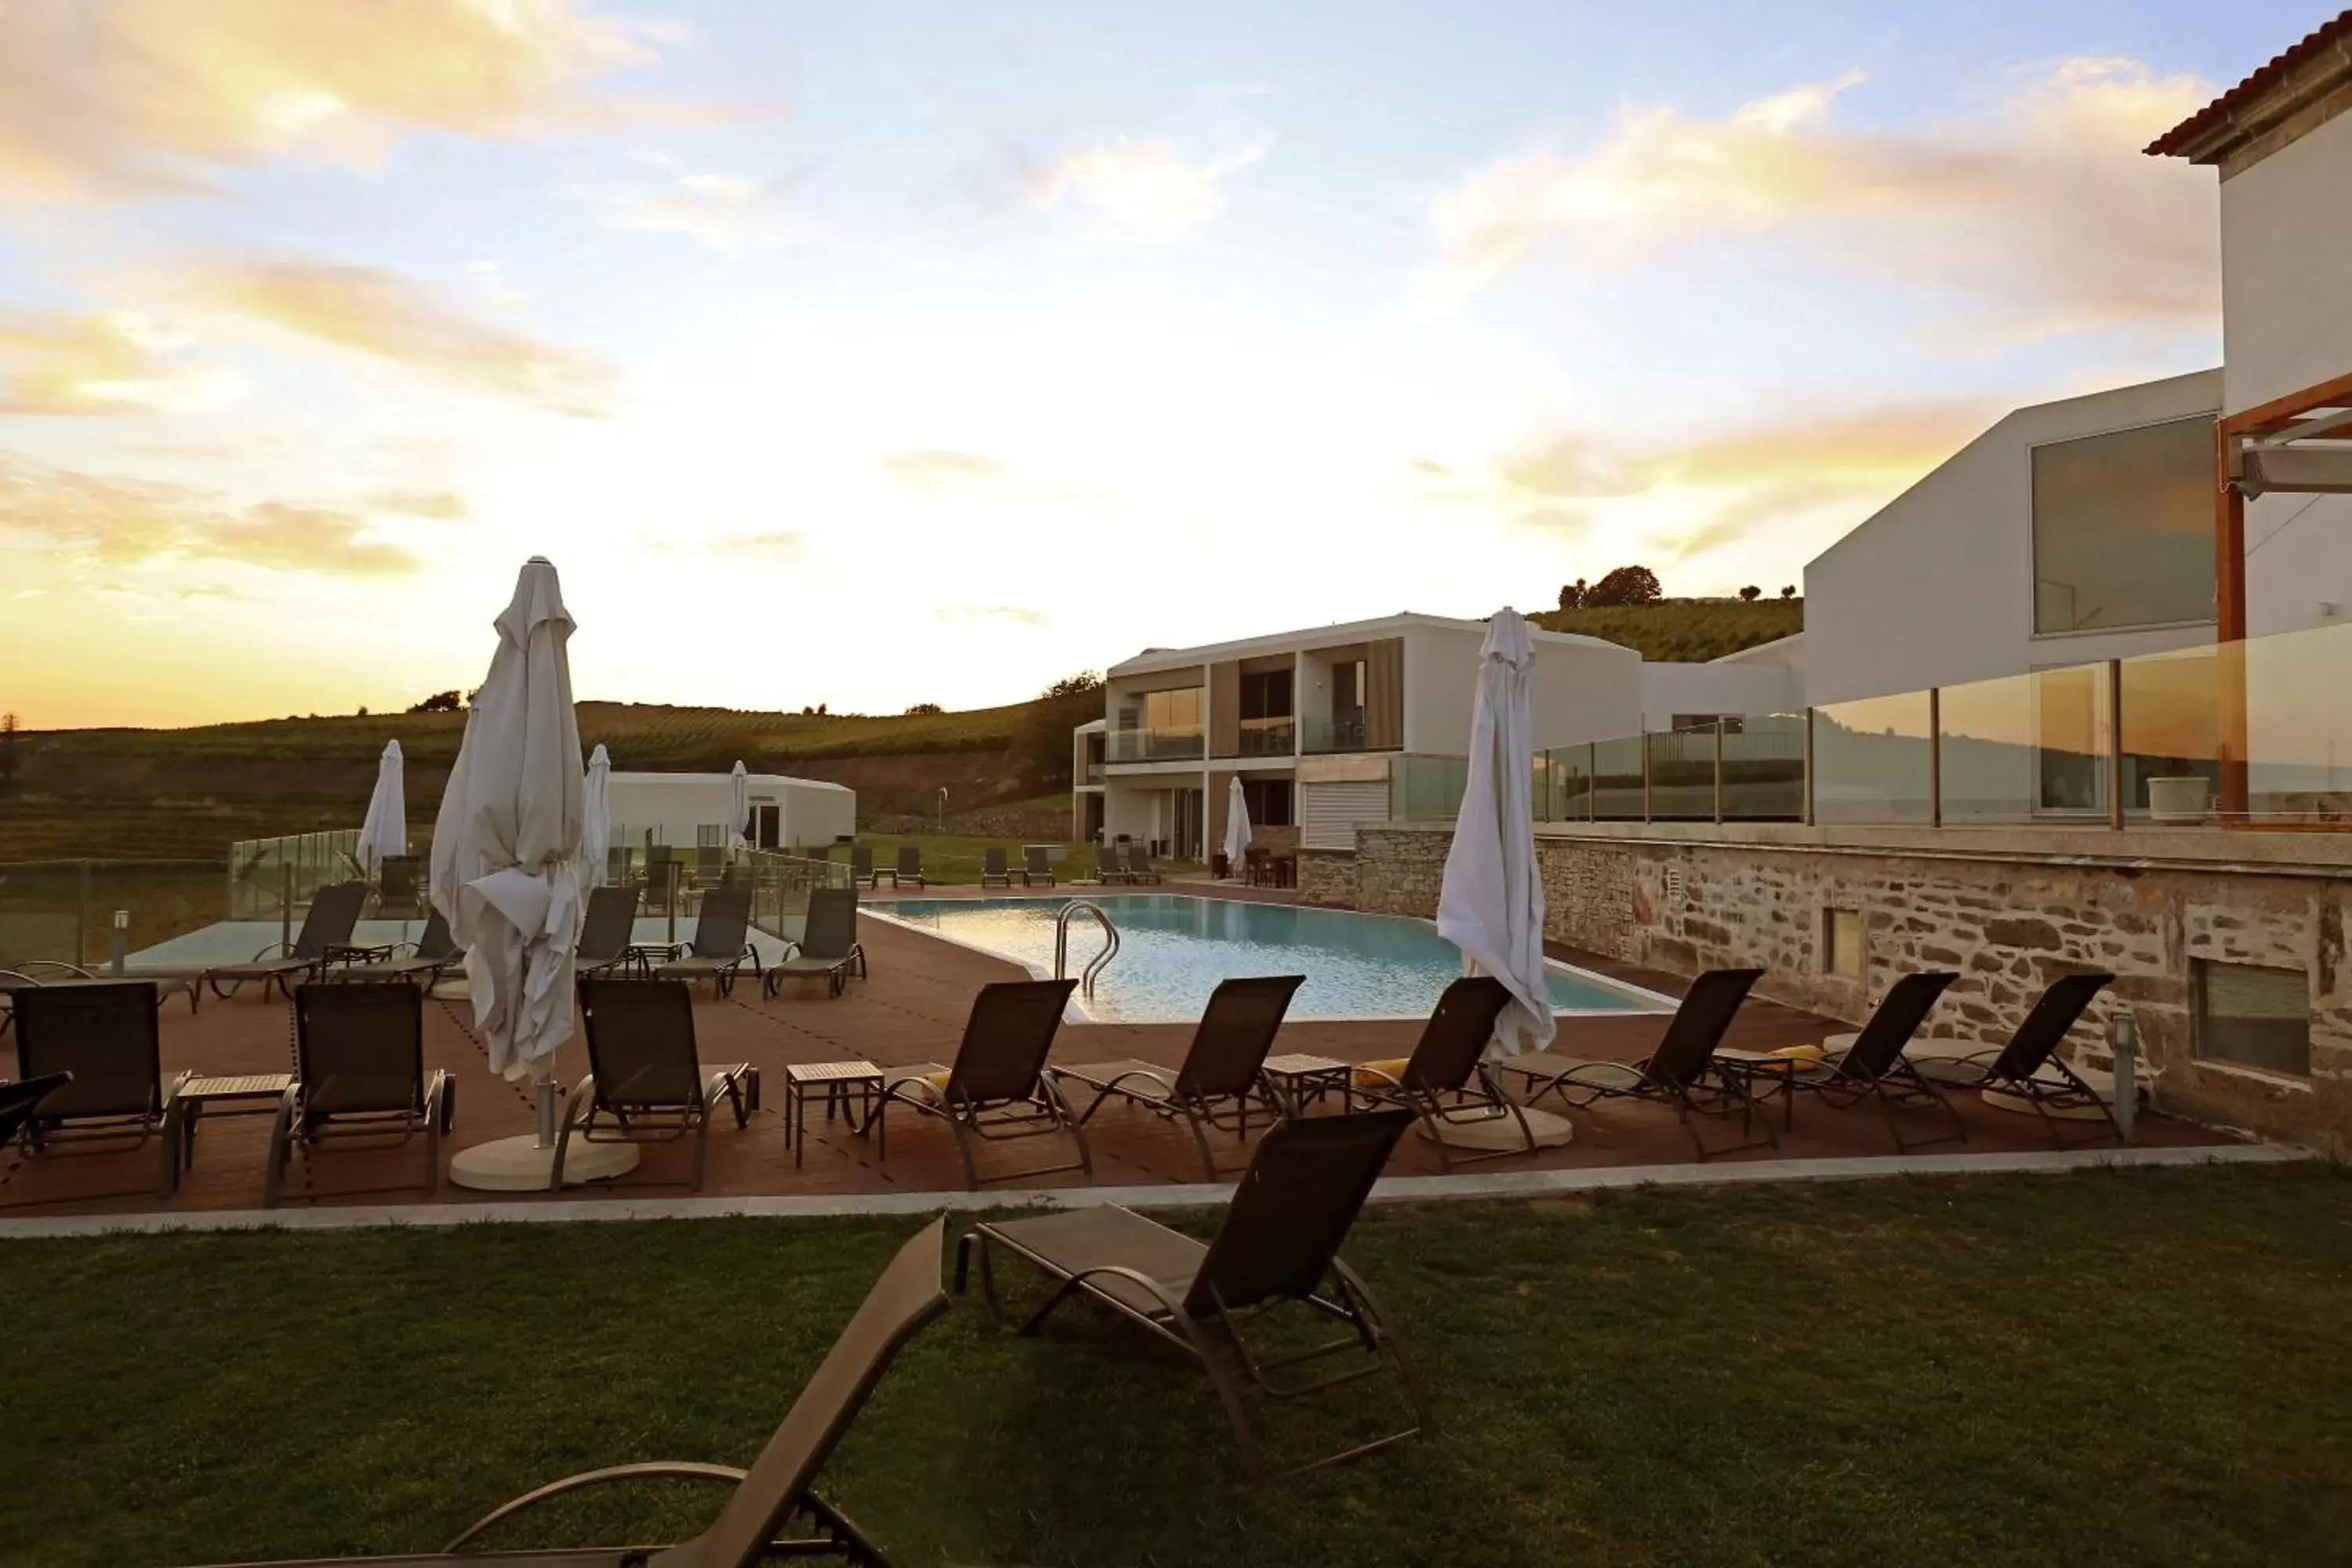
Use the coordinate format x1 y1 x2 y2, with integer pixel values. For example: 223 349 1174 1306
1300 780 1390 850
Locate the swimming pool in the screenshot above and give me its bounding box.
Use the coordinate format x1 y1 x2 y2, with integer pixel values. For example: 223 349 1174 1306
867 895 1672 1023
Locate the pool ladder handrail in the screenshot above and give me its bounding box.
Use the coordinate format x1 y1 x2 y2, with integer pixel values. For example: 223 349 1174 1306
1053 900 1120 996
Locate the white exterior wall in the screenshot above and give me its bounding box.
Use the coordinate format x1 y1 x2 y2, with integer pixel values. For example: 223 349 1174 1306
604 771 855 850
2221 108 2352 640
1639 659 1802 731
1803 372 2222 706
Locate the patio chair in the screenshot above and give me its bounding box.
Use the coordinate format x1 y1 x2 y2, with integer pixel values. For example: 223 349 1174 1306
375 854 423 915
1022 844 1056 887
1759 971 1963 1152
349 909 464 989
851 844 877 889
981 847 1014 887
2 944 92 1039
267 983 455 1207
1126 843 1163 884
879 978 1087 1190
6 981 187 1200
1054 974 1305 1180
1906 971 2121 1149
201 880 369 1001
877 844 924 889
576 884 644 978
652 887 760 996
1348 976 1533 1171
763 886 867 999
956 1109 1428 1480
1096 842 1131 884
559 979 758 1191
1493 967 1773 1160
180 1218 953 1568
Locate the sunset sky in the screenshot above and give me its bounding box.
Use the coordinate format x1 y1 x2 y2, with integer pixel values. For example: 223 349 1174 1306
0 0 2311 728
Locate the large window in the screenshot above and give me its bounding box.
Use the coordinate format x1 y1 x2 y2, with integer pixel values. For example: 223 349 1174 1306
2195 960 2310 1078
2031 416 2216 634
1240 668 1292 720
1142 686 1201 737
1242 778 1293 826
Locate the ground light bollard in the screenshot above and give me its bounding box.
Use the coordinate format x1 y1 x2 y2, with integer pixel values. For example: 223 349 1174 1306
111 909 128 976
2107 1011 2140 1143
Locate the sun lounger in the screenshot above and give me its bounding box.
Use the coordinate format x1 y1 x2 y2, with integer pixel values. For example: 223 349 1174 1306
1022 845 1056 887
981 847 1014 887
201 881 369 1000
875 844 924 889
1096 843 1131 884
2 946 92 1038
1904 971 2120 1148
559 978 758 1191
180 1218 953 1568
0 1072 72 1149
1494 967 1772 1160
374 854 423 916
6 981 188 1200
1054 974 1304 1179
1750 971 1962 1151
850 844 877 888
575 884 643 979
956 1109 1428 1480
763 887 867 999
1346 976 1530 1170
348 909 465 989
266 983 455 1206
1125 843 1163 884
879 978 1087 1189
652 887 760 996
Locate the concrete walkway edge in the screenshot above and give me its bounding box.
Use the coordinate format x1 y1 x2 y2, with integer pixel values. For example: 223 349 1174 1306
0 1140 2313 1240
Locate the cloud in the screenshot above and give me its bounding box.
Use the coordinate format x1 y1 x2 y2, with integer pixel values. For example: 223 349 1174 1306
190 260 615 415
0 0 681 203
1427 58 2219 335
591 172 799 249
706 529 808 560
363 488 471 520
1024 137 1268 239
934 605 1050 628
0 310 243 414
0 456 417 574
876 448 1007 495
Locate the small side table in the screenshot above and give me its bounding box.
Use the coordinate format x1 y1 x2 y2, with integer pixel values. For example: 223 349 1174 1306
176 1073 297 1169
1261 1053 1354 1118
626 941 690 978
1710 1050 1810 1134
783 1060 884 1167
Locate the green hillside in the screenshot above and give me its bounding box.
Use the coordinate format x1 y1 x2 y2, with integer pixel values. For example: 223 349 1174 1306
1533 598 1802 662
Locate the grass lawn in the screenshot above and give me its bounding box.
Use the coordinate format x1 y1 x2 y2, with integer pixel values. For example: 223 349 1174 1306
7 1165 2347 1567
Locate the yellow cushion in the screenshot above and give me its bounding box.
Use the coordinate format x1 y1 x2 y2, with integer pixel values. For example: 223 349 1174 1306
1353 1057 1410 1087
923 1070 952 1092
1770 1044 1828 1062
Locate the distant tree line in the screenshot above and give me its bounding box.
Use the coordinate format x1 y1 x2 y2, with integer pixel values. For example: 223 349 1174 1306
1558 566 1797 611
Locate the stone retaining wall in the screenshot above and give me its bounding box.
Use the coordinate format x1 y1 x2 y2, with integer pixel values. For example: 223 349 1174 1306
1296 847 1359 908
1348 819 2351 1152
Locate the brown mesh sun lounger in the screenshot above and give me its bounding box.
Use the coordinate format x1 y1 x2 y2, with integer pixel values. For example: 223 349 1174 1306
561 978 759 1191
874 844 924 889
180 1218 953 1568
202 880 369 1000
763 886 867 999
1905 971 2120 1149
1347 975 1528 1171
1755 971 1963 1152
7 980 188 1201
652 887 760 996
850 844 877 888
1022 845 1056 887
266 983 455 1207
956 1109 1428 1480
1096 843 1131 884
1054 974 1304 1180
575 884 643 978
981 847 1013 887
1124 844 1163 884
879 978 1087 1190
1494 967 1773 1160
348 909 465 989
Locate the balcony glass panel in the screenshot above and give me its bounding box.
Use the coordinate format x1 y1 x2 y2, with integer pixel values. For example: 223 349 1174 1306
1301 710 1374 754
1236 715 1296 757
1592 735 1645 820
1645 725 1717 822
1937 663 2111 822
1813 691 1934 824
1722 715 1806 821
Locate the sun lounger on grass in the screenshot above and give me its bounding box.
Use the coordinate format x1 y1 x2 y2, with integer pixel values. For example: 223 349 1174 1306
956 1109 1428 1480
181 1218 953 1567
875 844 924 889
559 978 758 1191
1022 845 1056 887
1347 975 1533 1171
1096 843 1131 884
763 886 867 999
1747 971 1962 1151
879 978 1086 1189
652 887 760 996
1125 843 1163 884
201 880 368 1000
981 847 1013 887
1493 967 1773 1160
1904 971 2120 1149
1054 974 1303 1180
267 982 454 1206
850 844 877 888
6 981 187 1201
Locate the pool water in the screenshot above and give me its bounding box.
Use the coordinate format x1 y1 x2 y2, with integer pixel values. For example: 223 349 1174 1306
869 895 1671 1023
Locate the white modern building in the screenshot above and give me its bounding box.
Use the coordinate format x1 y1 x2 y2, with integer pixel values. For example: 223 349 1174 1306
605 770 855 853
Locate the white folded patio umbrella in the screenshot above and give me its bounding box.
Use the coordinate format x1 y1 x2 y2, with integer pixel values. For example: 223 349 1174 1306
1222 774 1252 878
356 739 406 874
430 557 586 1083
730 758 750 852
1435 607 1555 1057
582 743 612 887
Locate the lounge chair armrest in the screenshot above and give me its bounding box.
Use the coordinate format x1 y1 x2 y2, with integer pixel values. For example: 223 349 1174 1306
160 1069 196 1109
445 1461 748 1552
246 941 296 962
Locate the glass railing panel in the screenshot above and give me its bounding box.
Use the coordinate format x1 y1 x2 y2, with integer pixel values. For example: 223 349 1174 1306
1937 662 2110 823
1388 755 1469 822
1593 735 1646 820
1301 713 1377 753
1812 691 1935 824
1722 714 1806 821
2240 621 2352 824
1105 729 1205 762
1645 725 1717 822
1231 717 1297 757
0 858 233 967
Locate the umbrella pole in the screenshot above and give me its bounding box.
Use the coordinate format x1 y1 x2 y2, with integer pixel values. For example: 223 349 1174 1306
535 1074 559 1148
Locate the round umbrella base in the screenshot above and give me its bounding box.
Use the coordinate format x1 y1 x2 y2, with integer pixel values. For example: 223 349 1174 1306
449 1136 640 1191
1417 1106 1573 1151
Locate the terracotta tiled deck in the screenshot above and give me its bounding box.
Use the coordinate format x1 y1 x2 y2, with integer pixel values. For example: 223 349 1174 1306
0 888 2226 1215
